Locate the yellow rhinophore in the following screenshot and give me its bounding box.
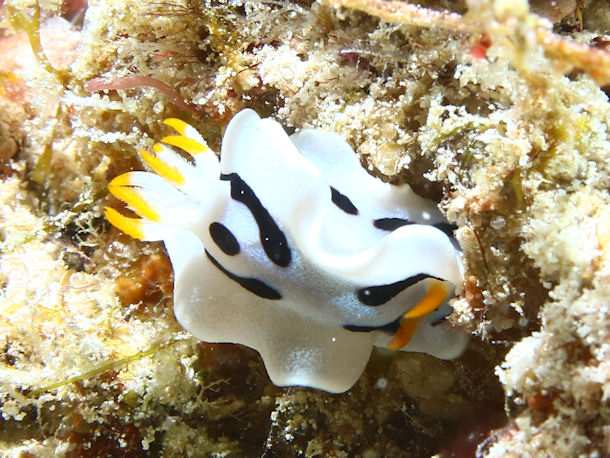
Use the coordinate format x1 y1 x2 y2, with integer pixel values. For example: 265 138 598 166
387 279 450 350
404 279 449 319
387 318 419 350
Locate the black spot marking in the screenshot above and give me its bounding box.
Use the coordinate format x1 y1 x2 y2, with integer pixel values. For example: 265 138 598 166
432 222 458 237
374 218 458 236
206 250 282 300
209 222 240 256
357 274 440 307
330 187 358 215
373 217 413 231
430 315 448 327
343 316 401 334
221 173 291 267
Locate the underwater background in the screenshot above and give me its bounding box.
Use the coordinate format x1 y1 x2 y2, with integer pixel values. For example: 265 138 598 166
0 0 609 455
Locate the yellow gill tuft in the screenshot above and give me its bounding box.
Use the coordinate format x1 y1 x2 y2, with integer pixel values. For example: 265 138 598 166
139 149 186 185
161 135 209 156
108 175 161 222
163 118 189 136
104 207 145 240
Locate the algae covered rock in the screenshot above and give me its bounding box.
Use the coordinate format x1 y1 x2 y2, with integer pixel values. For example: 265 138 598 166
0 0 608 455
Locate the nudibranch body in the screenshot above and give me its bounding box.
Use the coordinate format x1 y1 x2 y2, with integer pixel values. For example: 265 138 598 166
106 109 468 393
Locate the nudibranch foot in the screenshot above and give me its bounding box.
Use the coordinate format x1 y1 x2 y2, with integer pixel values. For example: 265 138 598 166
105 109 468 393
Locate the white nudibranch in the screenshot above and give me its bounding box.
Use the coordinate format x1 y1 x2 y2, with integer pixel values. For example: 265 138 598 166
105 109 468 393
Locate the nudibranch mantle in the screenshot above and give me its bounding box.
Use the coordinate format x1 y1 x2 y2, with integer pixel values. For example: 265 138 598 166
106 109 468 393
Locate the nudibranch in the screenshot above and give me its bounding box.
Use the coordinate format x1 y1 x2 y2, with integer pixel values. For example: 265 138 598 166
105 109 468 393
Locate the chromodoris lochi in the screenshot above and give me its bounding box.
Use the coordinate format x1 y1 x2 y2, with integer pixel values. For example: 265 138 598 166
106 109 468 393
